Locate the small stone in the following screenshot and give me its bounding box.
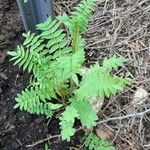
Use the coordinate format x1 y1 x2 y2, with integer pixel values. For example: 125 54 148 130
132 87 148 106
0 72 8 80
90 97 104 113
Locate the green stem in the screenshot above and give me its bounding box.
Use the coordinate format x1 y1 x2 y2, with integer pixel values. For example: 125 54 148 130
72 23 80 53
59 87 66 105
69 78 75 94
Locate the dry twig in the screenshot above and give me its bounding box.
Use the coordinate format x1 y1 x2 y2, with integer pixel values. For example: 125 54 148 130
26 134 60 148
97 108 150 125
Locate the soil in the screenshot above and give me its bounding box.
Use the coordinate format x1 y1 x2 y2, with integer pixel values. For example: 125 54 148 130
0 0 150 150
0 0 83 150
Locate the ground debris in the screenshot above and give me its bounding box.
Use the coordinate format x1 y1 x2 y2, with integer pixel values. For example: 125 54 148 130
132 87 148 106
96 124 114 140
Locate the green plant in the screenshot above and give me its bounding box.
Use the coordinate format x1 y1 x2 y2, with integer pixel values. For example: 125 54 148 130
8 0 130 143
24 0 28 3
85 133 115 150
45 143 51 150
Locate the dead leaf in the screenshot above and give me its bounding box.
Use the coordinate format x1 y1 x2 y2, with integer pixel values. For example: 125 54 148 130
96 124 114 140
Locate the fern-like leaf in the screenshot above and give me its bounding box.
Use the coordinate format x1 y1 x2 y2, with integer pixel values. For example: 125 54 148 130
58 0 97 35
8 31 48 79
102 55 127 72
36 17 70 57
54 48 85 82
71 0 97 32
85 133 115 150
59 105 79 141
75 56 130 99
71 99 98 128
14 86 61 117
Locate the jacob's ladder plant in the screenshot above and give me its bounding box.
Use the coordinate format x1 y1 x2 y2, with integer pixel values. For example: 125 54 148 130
8 0 131 146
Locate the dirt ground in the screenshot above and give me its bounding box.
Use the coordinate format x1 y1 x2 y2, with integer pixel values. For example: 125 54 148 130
0 0 150 150
0 0 82 150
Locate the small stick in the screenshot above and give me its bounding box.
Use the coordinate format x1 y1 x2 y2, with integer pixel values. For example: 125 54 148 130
97 108 150 125
26 109 150 148
26 134 60 148
26 127 84 148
